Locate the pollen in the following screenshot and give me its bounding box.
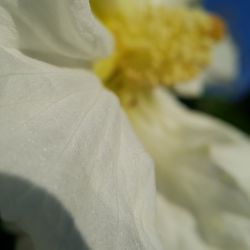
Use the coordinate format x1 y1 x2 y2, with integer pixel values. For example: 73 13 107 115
94 6 225 104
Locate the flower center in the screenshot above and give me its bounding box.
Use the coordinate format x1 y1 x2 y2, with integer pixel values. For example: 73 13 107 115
93 6 225 105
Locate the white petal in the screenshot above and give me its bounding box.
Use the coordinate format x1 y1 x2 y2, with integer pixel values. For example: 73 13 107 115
156 194 218 250
206 37 239 84
0 0 113 67
0 48 163 250
211 144 250 194
173 74 206 97
127 87 250 250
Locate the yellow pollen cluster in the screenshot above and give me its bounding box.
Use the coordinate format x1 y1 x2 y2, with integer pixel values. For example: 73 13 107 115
94 6 225 103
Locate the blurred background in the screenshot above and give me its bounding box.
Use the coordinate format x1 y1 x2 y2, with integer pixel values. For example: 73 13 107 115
180 0 250 134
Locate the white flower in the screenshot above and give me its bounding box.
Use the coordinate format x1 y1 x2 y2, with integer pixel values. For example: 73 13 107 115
90 0 250 250
1 1 249 250
128 88 250 250
0 1 163 249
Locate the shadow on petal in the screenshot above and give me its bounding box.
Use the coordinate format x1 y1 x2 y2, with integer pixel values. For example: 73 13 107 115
0 173 90 250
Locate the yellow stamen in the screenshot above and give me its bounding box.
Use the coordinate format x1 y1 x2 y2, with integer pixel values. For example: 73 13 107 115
93 6 225 105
